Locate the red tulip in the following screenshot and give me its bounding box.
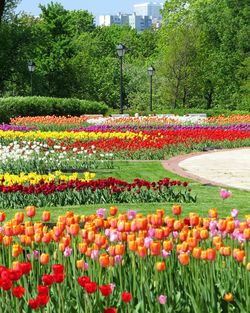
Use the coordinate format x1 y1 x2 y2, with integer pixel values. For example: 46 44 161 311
12 286 25 298
121 292 132 303
84 282 98 294
99 285 112 297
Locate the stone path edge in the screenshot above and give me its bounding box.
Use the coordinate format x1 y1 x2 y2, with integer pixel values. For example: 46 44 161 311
161 147 250 191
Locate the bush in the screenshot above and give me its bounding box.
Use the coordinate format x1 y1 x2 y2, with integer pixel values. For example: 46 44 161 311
0 97 108 123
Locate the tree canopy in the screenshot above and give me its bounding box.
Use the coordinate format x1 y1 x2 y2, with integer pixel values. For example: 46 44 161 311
0 0 249 112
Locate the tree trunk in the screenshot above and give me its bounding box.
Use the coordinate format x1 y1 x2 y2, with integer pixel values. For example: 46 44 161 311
0 0 6 23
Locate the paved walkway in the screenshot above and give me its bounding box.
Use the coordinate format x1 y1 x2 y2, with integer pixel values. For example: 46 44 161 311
162 148 250 191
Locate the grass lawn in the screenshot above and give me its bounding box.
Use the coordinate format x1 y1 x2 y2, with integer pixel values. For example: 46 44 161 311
3 161 250 221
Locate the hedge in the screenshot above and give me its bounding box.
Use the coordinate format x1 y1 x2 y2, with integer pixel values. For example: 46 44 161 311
0 97 108 123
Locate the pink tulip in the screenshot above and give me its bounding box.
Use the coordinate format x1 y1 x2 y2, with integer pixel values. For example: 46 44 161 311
219 189 232 200
231 209 238 218
158 295 167 304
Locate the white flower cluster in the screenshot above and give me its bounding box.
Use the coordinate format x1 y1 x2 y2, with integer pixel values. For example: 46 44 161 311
0 141 114 174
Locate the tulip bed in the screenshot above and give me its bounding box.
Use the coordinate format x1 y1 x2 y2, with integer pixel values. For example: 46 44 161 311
0 175 194 209
0 206 249 312
0 115 250 312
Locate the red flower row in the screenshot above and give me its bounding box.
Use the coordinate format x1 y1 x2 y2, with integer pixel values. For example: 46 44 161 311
0 177 188 195
47 129 250 154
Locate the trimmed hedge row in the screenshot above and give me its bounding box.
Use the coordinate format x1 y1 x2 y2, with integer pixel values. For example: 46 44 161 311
0 97 108 123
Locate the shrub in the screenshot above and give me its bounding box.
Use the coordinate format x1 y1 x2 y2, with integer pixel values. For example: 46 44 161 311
0 97 108 123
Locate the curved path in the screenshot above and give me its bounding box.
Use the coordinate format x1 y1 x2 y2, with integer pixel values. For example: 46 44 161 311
161 148 250 191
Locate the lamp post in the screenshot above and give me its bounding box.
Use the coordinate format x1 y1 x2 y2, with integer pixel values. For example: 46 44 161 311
116 44 126 114
27 60 36 96
147 65 155 112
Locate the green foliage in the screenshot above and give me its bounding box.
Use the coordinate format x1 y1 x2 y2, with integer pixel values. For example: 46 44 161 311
0 0 249 111
0 96 108 122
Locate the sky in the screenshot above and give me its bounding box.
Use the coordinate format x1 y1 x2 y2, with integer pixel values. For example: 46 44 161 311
15 0 151 22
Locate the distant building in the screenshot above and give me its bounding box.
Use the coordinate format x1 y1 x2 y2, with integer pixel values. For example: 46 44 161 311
133 2 164 20
99 2 163 31
99 12 152 32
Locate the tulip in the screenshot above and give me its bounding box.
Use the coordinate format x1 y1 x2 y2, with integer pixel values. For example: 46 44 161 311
99 254 110 267
14 212 24 224
25 206 36 218
172 204 182 216
220 189 231 200
155 261 166 271
42 211 51 222
40 253 50 265
223 293 233 302
178 253 189 265
0 212 6 222
158 295 167 304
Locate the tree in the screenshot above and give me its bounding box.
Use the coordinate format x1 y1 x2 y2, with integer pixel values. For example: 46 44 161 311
0 0 20 22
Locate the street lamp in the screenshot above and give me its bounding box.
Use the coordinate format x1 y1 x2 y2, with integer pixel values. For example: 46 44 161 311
147 65 155 112
27 60 36 96
116 44 126 114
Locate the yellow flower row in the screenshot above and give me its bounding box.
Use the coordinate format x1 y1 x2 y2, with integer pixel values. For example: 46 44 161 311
0 130 147 141
0 171 96 186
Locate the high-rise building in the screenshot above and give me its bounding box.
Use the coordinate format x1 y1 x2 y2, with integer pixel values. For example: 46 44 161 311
133 2 163 19
99 13 152 32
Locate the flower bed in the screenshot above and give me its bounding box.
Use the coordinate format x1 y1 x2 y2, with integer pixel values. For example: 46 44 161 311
0 141 114 174
0 206 249 312
0 176 194 209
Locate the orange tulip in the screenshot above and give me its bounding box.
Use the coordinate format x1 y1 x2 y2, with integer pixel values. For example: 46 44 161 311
135 237 144 247
243 228 250 240
3 236 13 246
189 213 199 227
12 244 23 258
178 253 189 265
234 249 245 262
115 244 125 255
14 212 24 224
0 212 6 222
217 219 227 231
40 253 50 265
76 259 84 270
192 247 202 259
208 208 218 219
246 262 250 271
25 206 36 218
137 246 147 258
109 206 118 216
172 204 182 216
12 261 21 271
136 218 148 230
94 234 106 247
42 211 51 222
200 229 209 240
99 254 110 267
25 226 34 237
206 248 216 261
155 228 164 240
127 233 136 242
150 241 161 256
155 261 166 271
128 240 138 252
69 224 79 236
156 209 164 217
220 246 231 256
226 221 235 233
42 233 52 244
163 240 173 252
223 293 233 302
165 217 174 228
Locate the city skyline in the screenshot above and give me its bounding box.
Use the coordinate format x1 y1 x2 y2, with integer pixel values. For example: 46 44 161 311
16 0 164 22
